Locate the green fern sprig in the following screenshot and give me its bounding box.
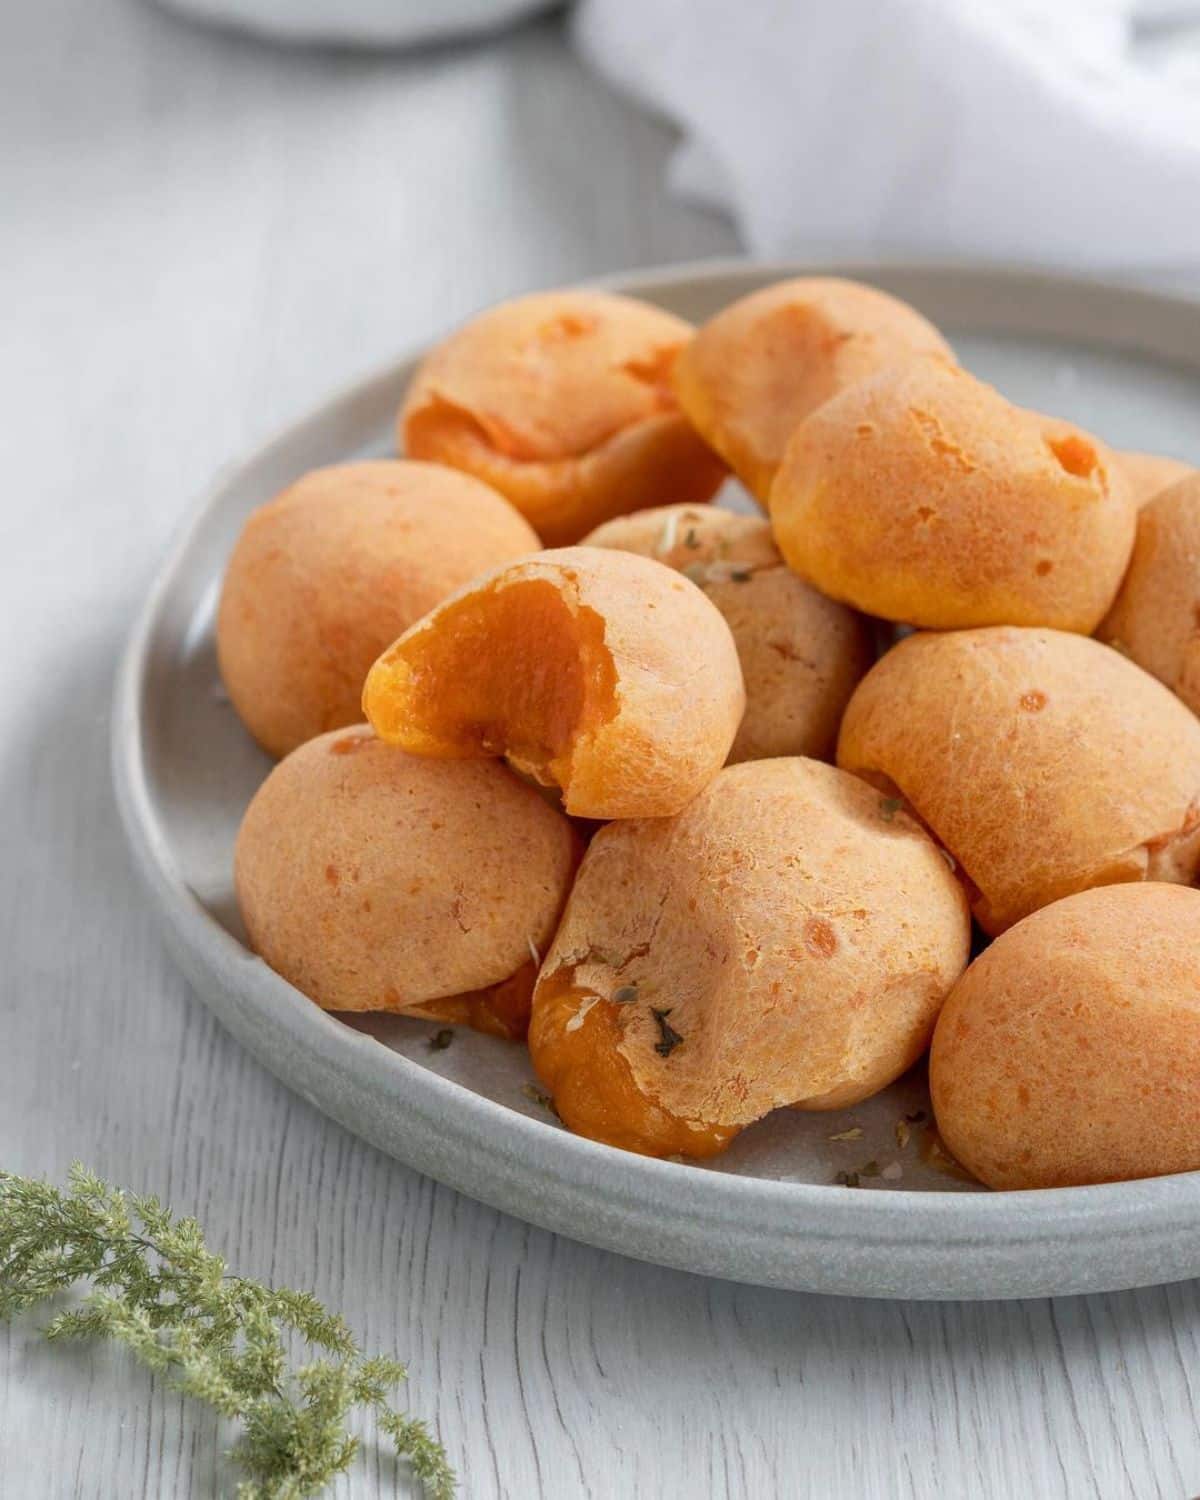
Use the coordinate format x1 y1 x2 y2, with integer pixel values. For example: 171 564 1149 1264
0 1164 454 1500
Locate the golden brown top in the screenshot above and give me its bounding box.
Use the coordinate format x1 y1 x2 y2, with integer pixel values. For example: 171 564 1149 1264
675 276 953 501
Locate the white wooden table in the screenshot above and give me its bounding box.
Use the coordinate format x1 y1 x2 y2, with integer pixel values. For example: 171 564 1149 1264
4 4 1200 1496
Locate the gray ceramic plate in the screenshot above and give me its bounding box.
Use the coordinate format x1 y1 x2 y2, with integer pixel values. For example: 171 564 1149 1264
113 260 1200 1301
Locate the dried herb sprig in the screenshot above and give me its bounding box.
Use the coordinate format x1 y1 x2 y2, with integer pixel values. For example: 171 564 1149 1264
0 1165 454 1500
651 1008 684 1057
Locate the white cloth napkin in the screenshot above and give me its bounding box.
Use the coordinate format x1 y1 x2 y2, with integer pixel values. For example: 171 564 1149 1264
573 0 1200 268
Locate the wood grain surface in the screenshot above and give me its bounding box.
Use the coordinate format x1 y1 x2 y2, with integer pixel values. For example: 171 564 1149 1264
3 3 1200 1497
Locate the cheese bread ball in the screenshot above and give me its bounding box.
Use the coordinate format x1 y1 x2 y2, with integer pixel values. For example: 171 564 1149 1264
363 546 745 819
1098 476 1200 715
582 504 872 763
234 727 579 1036
931 884 1200 1190
770 361 1136 632
673 277 953 504
838 627 1200 935
399 290 726 545
217 461 539 759
528 758 970 1159
1118 448 1194 508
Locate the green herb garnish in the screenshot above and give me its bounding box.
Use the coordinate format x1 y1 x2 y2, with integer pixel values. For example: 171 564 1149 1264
651 1008 684 1058
0 1166 453 1499
428 1029 454 1052
611 983 639 1004
835 1160 880 1187
878 796 904 821
521 1082 559 1118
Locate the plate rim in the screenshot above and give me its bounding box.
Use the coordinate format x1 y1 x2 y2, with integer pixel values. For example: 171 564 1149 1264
112 256 1200 1300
